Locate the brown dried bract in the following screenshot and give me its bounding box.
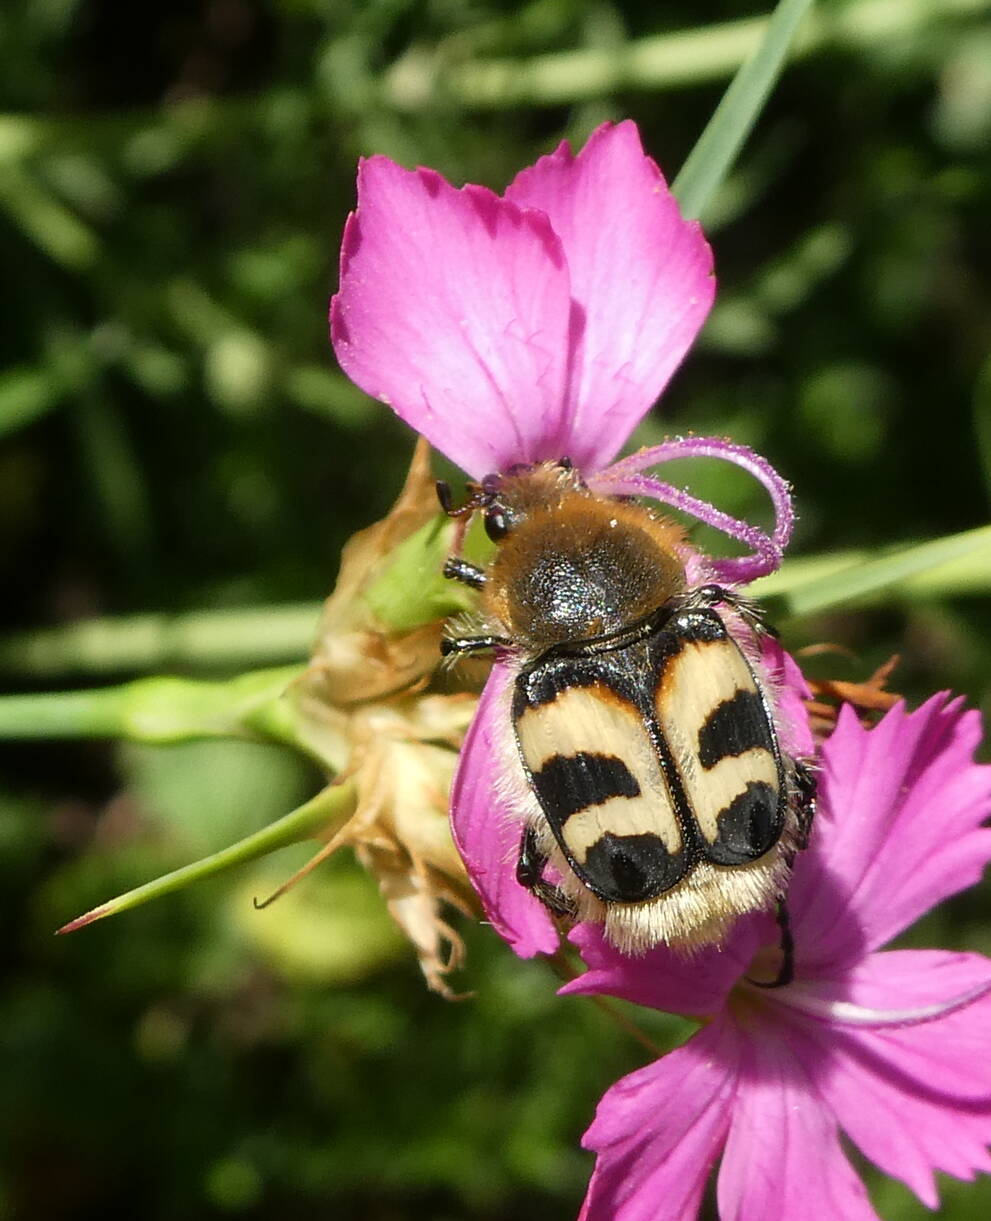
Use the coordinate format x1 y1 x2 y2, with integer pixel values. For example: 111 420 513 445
266 442 485 995
802 650 902 737
300 436 447 710
257 696 478 996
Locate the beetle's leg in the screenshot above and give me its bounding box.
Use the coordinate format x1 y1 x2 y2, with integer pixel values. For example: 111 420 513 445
769 900 796 988
691 584 779 638
435 479 456 515
748 900 795 989
793 759 818 850
440 633 511 658
516 826 576 917
436 480 489 587
443 557 486 589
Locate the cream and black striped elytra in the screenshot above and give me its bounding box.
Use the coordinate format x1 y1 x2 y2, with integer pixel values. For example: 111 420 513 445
439 460 814 960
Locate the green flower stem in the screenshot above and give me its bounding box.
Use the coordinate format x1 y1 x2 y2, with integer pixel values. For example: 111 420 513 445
0 605 321 678
0 513 473 681
384 0 989 113
0 511 477 680
57 780 357 934
0 666 303 744
672 0 815 221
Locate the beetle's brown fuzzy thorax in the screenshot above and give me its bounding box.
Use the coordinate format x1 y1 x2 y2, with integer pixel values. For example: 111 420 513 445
483 489 687 648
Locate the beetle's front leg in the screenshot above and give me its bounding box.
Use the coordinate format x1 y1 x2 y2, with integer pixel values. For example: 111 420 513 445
689 583 778 638
443 557 486 589
792 759 817 850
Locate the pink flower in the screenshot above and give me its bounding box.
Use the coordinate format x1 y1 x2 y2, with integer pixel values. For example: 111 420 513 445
562 694 991 1220
330 121 991 1218
331 121 796 955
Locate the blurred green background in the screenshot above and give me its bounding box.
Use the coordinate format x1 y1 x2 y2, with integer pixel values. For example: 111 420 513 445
2 0 990 1217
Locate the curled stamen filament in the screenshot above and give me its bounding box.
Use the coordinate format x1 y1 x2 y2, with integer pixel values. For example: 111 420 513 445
590 437 795 584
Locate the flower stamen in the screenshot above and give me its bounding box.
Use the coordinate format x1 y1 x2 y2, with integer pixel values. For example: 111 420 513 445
589 436 795 584
763 977 991 1029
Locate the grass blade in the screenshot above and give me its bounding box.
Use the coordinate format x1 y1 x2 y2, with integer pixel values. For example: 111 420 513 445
673 0 816 221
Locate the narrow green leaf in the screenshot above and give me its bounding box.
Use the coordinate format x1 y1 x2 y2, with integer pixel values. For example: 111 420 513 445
754 525 991 617
0 160 98 269
0 366 60 437
57 781 357 934
673 0 816 221
750 550 867 598
0 115 46 162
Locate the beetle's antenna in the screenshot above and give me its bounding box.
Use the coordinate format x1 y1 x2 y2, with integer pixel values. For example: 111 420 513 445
437 480 487 561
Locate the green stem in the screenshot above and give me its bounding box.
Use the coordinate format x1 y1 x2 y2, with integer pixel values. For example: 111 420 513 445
0 666 302 743
58 781 357 933
0 511 472 680
0 605 321 678
673 0 816 221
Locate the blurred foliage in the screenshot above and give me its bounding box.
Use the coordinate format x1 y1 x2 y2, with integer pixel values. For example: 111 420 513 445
1 0 990 1218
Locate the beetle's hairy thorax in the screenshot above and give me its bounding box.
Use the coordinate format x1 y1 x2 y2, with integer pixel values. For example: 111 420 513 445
481 479 688 649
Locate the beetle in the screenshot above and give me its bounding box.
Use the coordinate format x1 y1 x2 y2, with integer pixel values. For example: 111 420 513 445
439 460 814 968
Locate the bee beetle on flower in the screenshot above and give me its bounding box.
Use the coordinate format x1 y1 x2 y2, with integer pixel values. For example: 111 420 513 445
332 119 813 964
436 457 815 959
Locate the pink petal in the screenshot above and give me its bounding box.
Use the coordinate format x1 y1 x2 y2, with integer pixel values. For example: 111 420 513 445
789 694 991 971
784 948 991 1027
580 1018 738 1221
794 951 991 1208
506 121 715 470
563 916 768 1019
448 662 558 957
717 1020 880 1221
759 638 815 760
331 156 576 478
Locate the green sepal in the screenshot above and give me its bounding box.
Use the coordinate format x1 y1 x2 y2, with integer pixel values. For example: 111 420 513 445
362 513 482 631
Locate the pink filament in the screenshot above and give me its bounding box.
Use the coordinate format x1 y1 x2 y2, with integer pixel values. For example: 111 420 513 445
588 436 795 585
